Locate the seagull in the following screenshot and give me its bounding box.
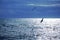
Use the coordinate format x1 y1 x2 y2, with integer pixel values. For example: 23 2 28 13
40 18 44 23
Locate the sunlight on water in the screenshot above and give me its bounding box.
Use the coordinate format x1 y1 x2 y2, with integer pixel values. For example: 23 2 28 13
0 18 60 40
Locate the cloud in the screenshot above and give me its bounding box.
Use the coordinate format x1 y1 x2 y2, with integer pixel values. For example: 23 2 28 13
27 4 60 7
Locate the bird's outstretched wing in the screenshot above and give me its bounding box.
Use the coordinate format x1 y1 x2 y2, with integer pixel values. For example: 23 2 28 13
40 18 44 23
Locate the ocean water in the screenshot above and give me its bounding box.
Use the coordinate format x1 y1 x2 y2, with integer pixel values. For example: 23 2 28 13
0 0 60 18
0 18 60 40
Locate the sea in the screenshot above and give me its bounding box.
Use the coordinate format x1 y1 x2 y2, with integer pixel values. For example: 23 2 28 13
0 18 60 40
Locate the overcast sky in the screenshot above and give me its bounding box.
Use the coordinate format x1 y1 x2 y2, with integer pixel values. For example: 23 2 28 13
0 0 60 18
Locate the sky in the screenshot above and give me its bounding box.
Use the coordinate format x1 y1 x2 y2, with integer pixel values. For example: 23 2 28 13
0 0 60 18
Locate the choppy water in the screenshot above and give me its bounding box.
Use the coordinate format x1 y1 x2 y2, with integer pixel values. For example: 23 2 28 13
0 18 60 40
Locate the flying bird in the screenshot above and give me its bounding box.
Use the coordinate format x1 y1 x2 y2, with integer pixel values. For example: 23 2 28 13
40 18 44 23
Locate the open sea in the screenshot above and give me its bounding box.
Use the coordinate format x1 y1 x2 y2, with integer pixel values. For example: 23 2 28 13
0 18 60 40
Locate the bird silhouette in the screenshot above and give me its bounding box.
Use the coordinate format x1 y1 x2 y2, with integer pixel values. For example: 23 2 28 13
40 18 44 23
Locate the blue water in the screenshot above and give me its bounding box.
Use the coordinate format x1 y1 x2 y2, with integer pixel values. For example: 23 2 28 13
0 0 60 18
0 18 60 40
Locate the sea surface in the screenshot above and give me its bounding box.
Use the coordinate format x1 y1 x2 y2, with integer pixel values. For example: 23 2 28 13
0 18 60 40
0 0 60 18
